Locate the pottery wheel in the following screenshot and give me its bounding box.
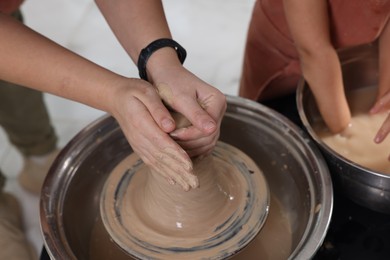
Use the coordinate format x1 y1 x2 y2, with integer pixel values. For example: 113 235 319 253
100 141 269 260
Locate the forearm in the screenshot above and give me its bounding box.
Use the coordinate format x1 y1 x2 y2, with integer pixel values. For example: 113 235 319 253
299 47 345 111
95 0 172 62
0 13 127 113
284 0 350 132
371 20 390 144
378 19 390 98
95 0 182 84
283 0 337 88
299 47 350 133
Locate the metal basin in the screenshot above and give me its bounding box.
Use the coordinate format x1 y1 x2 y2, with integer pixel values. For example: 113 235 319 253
297 43 390 214
40 95 332 259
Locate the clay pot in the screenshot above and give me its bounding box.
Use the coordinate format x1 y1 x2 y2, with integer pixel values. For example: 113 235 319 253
100 141 269 259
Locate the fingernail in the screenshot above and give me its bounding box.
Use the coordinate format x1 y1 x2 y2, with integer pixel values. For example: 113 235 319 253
167 177 176 185
184 161 193 171
169 131 179 138
182 183 190 192
203 121 216 131
190 178 199 189
374 135 382 143
162 118 174 130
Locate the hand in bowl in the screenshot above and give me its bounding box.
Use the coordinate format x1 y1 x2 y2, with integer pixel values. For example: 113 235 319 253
371 92 390 147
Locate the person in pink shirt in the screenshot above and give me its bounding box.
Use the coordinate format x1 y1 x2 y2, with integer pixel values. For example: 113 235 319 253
240 0 390 135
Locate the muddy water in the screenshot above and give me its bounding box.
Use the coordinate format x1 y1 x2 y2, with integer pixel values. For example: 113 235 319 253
232 196 292 260
89 195 292 260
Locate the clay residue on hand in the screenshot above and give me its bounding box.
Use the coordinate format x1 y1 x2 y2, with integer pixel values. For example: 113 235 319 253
153 86 197 190
156 83 174 107
154 146 197 190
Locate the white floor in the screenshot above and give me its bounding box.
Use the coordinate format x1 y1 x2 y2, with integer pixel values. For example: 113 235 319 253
0 0 255 257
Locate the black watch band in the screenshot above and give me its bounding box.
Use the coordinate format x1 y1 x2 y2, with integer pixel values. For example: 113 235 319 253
137 38 187 81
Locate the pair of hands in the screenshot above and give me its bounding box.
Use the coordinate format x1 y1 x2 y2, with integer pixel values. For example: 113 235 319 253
284 0 390 149
308 48 390 153
316 27 390 150
110 65 226 191
93 0 227 190
307 48 390 152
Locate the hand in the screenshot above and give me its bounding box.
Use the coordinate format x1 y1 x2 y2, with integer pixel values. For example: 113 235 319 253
109 78 199 191
371 19 390 145
371 91 390 144
150 64 227 158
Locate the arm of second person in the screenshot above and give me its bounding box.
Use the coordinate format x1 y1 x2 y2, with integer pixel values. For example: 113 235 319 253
95 0 227 157
283 0 351 133
370 19 390 144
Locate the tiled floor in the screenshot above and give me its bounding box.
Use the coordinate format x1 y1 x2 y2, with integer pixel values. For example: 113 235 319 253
0 0 255 257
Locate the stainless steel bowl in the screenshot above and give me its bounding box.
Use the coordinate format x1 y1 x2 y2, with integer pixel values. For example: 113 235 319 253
297 43 390 214
40 95 332 259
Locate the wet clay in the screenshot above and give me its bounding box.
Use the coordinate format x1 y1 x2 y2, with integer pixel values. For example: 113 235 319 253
90 196 291 260
99 141 269 259
313 86 390 174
